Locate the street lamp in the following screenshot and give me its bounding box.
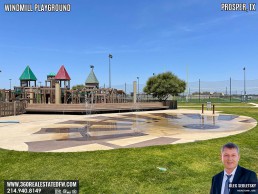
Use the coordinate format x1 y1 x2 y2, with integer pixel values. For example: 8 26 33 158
243 67 246 102
109 54 113 88
9 78 12 90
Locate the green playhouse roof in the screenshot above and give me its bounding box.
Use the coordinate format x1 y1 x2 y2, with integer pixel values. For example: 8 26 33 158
85 67 99 84
48 72 56 77
19 66 37 81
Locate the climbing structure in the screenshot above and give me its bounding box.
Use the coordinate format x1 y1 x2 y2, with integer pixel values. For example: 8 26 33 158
45 72 56 88
19 66 37 87
8 65 126 104
55 65 71 89
85 65 99 89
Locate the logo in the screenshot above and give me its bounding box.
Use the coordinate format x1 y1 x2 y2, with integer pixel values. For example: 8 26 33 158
55 188 62 194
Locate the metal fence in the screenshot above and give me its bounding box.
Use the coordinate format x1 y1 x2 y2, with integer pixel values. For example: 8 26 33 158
111 79 258 95
111 79 258 103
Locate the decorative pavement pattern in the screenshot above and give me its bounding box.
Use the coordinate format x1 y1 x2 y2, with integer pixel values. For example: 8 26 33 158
0 110 256 152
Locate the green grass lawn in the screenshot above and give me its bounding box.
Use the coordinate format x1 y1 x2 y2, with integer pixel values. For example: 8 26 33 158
176 97 243 103
178 102 253 107
0 105 258 193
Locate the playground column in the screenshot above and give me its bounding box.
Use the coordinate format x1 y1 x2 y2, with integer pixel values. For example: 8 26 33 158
133 81 137 103
30 88 33 104
13 101 16 116
64 91 67 104
55 83 61 104
9 90 12 102
91 93 94 104
2 91 6 102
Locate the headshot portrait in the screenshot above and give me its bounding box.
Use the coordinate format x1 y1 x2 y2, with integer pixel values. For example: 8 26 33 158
210 142 257 194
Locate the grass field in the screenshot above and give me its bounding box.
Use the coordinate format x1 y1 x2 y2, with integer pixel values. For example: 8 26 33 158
0 104 257 193
178 102 253 107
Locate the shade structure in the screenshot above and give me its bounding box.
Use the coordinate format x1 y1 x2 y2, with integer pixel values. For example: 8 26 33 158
55 65 71 80
19 66 37 81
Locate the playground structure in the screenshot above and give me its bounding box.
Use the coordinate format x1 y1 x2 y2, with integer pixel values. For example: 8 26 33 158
10 86 127 104
0 65 128 105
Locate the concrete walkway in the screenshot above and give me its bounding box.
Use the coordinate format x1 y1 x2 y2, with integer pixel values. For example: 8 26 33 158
248 103 258 107
0 109 256 152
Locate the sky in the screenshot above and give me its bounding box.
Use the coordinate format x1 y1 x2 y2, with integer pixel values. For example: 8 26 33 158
0 0 258 92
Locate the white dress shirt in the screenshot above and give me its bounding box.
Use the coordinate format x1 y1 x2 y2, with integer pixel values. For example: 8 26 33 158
221 166 238 194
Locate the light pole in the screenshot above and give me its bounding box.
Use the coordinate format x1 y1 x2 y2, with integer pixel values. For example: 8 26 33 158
199 79 200 103
9 79 12 90
109 54 113 88
230 77 232 102
137 77 139 95
39 81 42 87
243 67 246 102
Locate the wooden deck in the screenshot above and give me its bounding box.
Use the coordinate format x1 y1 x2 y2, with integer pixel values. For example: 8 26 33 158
25 102 169 114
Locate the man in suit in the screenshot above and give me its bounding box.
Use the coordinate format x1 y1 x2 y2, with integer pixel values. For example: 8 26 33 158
210 142 257 194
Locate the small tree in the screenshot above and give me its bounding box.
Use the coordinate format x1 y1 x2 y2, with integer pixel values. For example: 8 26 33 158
71 84 85 90
143 72 186 101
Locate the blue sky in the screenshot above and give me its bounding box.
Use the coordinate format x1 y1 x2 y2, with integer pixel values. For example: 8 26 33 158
0 0 258 90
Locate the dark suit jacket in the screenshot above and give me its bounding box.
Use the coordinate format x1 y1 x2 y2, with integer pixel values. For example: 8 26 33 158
210 165 258 194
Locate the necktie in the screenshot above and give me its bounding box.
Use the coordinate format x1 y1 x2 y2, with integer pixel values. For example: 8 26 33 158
224 174 232 194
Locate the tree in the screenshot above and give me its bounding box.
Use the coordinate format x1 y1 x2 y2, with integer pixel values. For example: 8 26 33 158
71 84 85 90
143 72 186 101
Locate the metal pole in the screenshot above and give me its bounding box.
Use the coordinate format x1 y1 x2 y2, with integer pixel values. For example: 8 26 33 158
243 67 246 102
109 54 112 88
125 82 126 94
109 56 110 88
189 88 191 99
186 65 189 102
9 79 12 90
199 79 200 103
230 77 232 102
138 78 140 94
109 57 111 88
137 77 139 95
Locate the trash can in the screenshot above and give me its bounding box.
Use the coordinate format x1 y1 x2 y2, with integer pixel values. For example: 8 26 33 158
163 100 177 109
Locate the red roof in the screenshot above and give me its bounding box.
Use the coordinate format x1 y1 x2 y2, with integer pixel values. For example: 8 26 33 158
55 65 71 80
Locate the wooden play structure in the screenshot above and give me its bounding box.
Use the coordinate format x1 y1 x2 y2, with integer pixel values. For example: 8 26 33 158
5 65 127 104
0 65 170 115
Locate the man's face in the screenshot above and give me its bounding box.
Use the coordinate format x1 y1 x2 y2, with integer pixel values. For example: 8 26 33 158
221 148 240 172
